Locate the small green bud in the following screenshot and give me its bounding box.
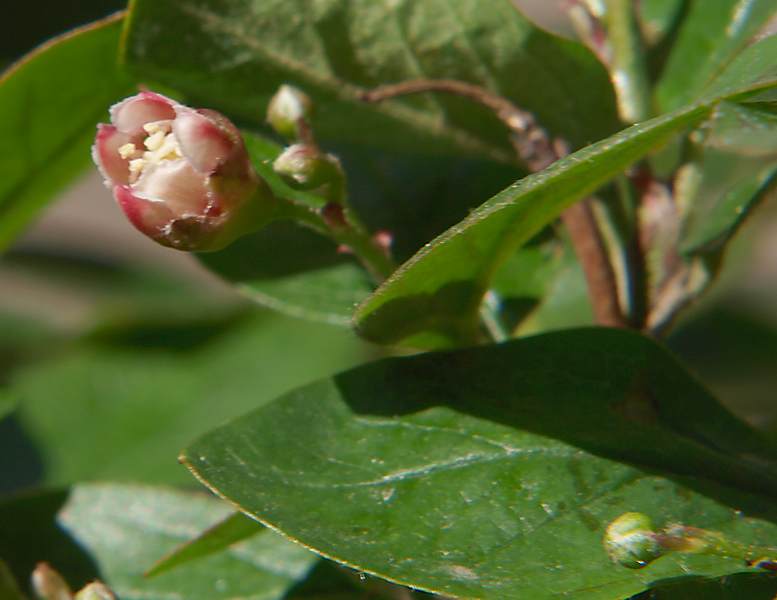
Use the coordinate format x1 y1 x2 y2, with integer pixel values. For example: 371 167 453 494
74 582 116 600
266 85 313 140
604 512 664 569
31 563 72 600
273 144 344 194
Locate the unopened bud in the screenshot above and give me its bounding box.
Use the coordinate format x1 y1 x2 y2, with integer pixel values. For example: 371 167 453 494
266 85 313 140
75 582 116 600
93 91 275 251
273 144 344 194
31 563 72 600
603 512 664 569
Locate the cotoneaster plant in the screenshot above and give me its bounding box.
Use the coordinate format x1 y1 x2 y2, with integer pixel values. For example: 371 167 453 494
1 2 777 599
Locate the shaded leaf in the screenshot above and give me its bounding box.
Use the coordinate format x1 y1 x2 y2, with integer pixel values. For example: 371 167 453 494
54 484 318 600
0 15 134 250
0 490 99 592
4 312 368 486
204 135 521 325
0 559 25 600
199 222 372 326
633 572 777 599
680 152 776 256
123 0 618 160
147 511 263 577
703 102 777 156
656 0 777 111
637 0 685 45
184 328 777 600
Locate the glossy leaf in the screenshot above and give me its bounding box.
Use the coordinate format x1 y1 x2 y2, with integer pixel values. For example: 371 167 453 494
355 104 709 347
122 0 618 159
147 511 263 577
656 0 777 111
184 328 777 600
0 15 134 250
54 484 317 599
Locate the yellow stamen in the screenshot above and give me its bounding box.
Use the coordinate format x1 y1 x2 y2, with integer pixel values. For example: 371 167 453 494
118 143 138 159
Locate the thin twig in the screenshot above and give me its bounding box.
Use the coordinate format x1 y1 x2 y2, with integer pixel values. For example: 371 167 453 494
561 202 628 327
360 79 627 329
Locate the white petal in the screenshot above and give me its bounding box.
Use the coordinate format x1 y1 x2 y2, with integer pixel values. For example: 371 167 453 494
172 108 234 173
132 159 211 218
111 92 176 135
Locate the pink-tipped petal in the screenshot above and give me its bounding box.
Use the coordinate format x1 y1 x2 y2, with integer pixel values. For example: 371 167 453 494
132 160 211 218
172 107 235 173
114 184 174 238
110 91 176 134
92 124 132 185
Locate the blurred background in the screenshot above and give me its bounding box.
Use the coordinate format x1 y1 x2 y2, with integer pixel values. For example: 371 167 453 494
1 0 776 501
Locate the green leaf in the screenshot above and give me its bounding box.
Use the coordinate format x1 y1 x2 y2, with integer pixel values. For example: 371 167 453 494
2 484 318 599
147 512 263 577
0 15 134 250
703 102 777 156
355 104 710 347
637 0 685 45
122 0 618 159
700 33 777 102
656 0 777 111
0 559 25 600
680 150 776 256
4 311 368 486
511 241 594 335
199 222 372 326
183 328 777 600
204 133 521 324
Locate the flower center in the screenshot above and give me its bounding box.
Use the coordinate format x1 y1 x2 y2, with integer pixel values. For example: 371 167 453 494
117 121 183 182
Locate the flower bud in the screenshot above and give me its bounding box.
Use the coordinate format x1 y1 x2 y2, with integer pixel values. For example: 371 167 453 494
273 144 344 194
92 92 274 251
31 563 72 600
603 512 664 569
266 85 313 140
75 582 116 600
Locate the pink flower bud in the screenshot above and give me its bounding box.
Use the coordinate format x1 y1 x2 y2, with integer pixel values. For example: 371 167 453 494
92 92 273 251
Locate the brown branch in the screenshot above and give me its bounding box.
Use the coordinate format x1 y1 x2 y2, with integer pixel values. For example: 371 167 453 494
561 202 628 327
360 79 627 328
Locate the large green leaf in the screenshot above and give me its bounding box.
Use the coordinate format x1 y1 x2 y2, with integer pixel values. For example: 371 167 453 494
655 0 777 111
3 311 368 487
183 328 777 600
122 0 618 159
1 484 318 599
0 15 134 250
